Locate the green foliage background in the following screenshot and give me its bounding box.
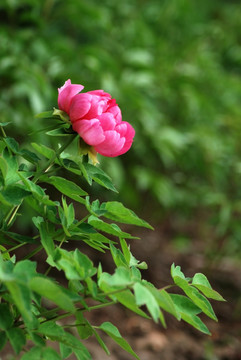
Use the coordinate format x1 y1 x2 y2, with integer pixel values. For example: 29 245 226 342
1 0 241 257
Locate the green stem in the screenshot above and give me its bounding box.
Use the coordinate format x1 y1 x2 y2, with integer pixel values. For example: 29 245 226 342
0 126 7 138
39 300 116 325
1 242 27 254
23 245 43 260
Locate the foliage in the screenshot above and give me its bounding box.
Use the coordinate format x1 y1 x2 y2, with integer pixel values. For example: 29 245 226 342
0 116 224 359
1 0 241 258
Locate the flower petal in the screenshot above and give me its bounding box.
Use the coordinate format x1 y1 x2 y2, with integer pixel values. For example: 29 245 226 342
58 79 84 113
72 119 105 146
69 94 92 122
98 113 116 131
95 130 125 157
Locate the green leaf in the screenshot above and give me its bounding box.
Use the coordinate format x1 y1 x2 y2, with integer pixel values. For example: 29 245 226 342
101 201 153 229
83 163 118 192
91 326 110 355
43 176 87 202
100 268 132 288
5 280 37 329
181 312 211 335
33 218 55 257
0 303 14 330
46 127 71 136
3 231 37 244
35 110 55 119
88 215 135 238
99 322 140 360
120 238 131 264
18 173 57 206
170 294 211 334
173 276 218 321
75 312 93 340
99 278 149 319
3 137 19 153
31 143 56 160
145 286 180 320
170 294 202 316
171 264 185 279
2 148 19 185
21 346 62 360
20 149 40 164
29 277 75 313
0 184 31 206
7 327 26 354
192 273 225 301
0 155 8 180
38 322 91 360
0 121 11 127
59 343 73 359
55 248 97 281
0 331 7 351
134 282 160 322
109 244 128 268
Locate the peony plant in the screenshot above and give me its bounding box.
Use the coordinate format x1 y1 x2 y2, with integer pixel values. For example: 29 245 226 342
0 80 224 359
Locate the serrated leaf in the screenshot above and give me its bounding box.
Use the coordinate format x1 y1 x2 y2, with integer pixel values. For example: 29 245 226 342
99 322 140 360
101 201 153 229
30 277 75 313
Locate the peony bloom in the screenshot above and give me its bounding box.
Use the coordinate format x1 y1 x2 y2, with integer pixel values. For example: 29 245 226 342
58 79 135 157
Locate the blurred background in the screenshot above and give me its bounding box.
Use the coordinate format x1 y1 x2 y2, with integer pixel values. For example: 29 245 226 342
1 0 241 358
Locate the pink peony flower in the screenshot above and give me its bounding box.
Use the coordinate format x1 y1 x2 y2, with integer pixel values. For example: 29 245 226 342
58 79 135 157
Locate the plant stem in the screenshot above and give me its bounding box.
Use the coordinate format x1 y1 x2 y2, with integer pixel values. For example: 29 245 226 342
0 126 7 137
1 242 27 254
23 245 43 260
39 300 116 325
